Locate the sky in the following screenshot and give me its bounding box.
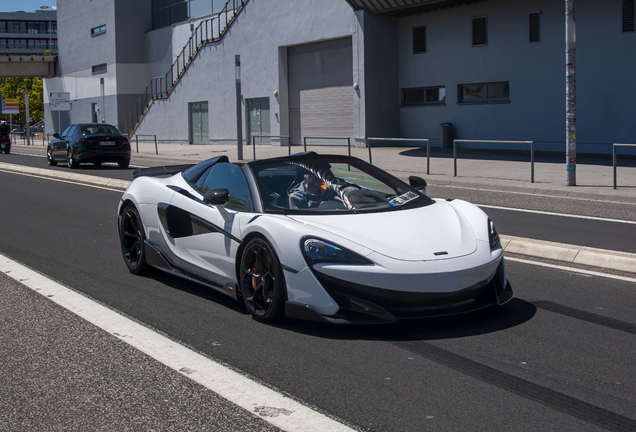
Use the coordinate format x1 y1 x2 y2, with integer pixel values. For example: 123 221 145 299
0 0 56 13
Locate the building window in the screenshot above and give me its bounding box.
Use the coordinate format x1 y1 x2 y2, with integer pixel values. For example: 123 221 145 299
91 24 106 37
402 86 446 105
472 16 487 46
529 12 541 42
413 26 427 54
458 82 509 104
152 0 188 30
624 0 635 32
92 63 107 75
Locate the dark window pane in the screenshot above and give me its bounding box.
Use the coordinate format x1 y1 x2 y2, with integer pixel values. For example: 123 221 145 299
403 89 424 104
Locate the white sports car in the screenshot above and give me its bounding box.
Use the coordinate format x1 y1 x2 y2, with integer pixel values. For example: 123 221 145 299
118 152 512 324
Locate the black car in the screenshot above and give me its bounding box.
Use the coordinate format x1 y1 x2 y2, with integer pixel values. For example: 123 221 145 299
47 123 131 169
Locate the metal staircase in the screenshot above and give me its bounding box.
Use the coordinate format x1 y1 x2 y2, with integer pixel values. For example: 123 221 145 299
122 0 248 136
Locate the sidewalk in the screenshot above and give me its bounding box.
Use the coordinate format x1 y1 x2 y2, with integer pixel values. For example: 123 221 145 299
132 142 636 204
10 140 636 203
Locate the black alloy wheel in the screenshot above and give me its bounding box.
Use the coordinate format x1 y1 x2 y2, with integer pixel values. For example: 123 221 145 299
120 203 148 275
67 149 79 169
47 148 57 166
240 238 285 323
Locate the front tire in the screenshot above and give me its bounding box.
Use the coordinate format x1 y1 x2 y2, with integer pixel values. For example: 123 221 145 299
47 148 57 166
239 238 285 323
119 203 149 275
67 149 79 169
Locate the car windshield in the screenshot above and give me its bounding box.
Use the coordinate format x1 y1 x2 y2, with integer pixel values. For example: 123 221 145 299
252 156 433 213
81 125 119 135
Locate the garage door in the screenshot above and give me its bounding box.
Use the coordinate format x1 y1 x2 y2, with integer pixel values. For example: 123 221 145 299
288 37 353 145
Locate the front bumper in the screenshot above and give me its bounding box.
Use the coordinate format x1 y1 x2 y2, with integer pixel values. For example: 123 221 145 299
285 258 512 325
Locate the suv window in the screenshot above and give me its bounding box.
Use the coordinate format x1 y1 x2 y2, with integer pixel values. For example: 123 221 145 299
199 163 252 212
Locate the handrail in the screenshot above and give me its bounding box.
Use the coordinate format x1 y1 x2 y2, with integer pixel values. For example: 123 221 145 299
135 134 158 155
251 135 290 159
122 0 248 136
453 139 535 183
366 137 430 172
303 136 352 156
613 143 636 189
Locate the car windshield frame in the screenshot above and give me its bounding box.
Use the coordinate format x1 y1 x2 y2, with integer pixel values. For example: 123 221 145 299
248 154 434 215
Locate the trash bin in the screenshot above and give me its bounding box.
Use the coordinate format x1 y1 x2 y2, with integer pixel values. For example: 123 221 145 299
440 123 453 149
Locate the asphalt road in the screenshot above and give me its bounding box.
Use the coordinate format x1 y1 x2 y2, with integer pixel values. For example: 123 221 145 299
4 151 636 253
1 169 635 431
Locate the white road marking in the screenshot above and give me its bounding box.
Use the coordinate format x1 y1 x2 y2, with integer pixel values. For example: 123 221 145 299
479 204 636 225
506 256 636 284
0 253 356 432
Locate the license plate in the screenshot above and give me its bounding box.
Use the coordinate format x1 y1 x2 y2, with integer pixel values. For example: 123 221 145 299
100 141 115 146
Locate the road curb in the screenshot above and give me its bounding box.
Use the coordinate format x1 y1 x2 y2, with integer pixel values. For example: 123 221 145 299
500 235 636 274
0 162 131 191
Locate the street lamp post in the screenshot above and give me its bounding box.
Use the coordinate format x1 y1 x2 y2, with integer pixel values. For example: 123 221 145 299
565 0 576 186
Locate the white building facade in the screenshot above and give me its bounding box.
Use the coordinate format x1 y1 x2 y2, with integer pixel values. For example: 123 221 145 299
44 0 636 155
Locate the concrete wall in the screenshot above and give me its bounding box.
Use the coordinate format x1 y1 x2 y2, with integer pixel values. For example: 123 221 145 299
135 0 356 144
363 12 400 140
396 0 636 154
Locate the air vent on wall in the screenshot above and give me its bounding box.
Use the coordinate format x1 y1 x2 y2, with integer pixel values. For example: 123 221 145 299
529 12 540 42
623 0 635 32
413 26 427 54
472 16 487 46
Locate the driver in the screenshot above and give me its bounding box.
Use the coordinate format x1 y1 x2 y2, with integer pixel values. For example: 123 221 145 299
289 173 336 209
0 121 9 137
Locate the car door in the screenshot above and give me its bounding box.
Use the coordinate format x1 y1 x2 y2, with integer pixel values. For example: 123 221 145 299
162 163 254 287
51 125 73 159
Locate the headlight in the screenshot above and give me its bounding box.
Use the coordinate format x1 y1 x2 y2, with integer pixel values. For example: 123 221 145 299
301 238 372 265
489 219 501 250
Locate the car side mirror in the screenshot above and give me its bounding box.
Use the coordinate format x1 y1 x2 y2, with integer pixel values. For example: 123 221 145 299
204 189 233 222
204 189 229 205
409 176 427 193
53 133 60 138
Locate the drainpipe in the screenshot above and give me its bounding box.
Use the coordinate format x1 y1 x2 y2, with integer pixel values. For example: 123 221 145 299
566 0 576 186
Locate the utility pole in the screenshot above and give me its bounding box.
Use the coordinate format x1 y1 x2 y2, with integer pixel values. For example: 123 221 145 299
565 0 576 186
24 85 31 146
235 55 243 160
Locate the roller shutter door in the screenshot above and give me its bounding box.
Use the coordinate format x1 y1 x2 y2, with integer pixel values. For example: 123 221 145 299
288 37 353 145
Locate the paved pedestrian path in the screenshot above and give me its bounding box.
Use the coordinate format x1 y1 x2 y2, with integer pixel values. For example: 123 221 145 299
14 141 636 203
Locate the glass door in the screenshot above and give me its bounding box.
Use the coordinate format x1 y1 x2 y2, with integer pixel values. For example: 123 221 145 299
247 98 270 145
189 102 209 144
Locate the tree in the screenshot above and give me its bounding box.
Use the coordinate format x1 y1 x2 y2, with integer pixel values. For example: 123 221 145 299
0 77 44 126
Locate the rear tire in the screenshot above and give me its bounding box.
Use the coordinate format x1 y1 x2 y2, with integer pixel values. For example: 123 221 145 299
93 161 102 167
239 238 286 323
119 203 149 275
118 159 130 169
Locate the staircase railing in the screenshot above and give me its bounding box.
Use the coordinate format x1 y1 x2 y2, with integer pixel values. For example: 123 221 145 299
122 0 248 136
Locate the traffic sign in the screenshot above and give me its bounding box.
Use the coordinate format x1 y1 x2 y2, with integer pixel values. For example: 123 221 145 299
50 92 71 111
